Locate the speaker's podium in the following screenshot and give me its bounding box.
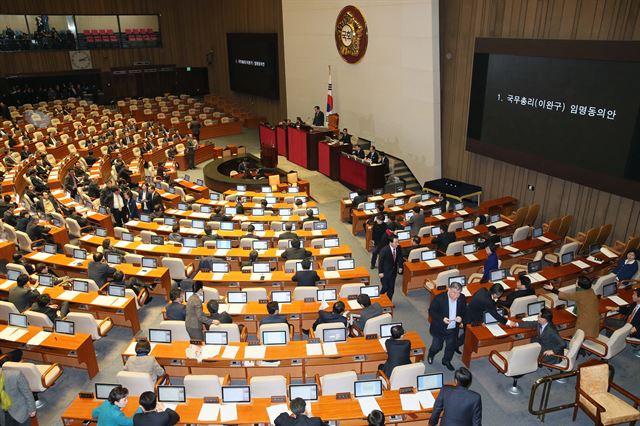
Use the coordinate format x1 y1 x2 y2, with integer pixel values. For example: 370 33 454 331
287 125 333 170
318 139 351 180
339 153 385 192
258 123 277 168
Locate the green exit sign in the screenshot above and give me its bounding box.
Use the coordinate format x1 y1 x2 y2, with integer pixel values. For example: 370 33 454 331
186 66 191 72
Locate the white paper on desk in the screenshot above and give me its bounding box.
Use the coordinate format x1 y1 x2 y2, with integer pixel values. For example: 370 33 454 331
215 249 229 257
503 245 520 253
0 327 28 342
30 252 53 261
306 343 323 356
318 300 329 311
312 230 322 236
35 286 46 294
227 304 244 315
114 241 130 249
192 212 209 219
220 404 238 422
464 254 478 262
322 342 338 356
426 259 444 268
112 297 129 308
137 268 151 276
527 273 545 283
572 260 591 269
0 327 17 341
358 396 381 416
319 248 331 255
608 295 629 306
565 306 577 316
244 345 266 359
0 281 15 290
27 331 51 346
158 225 172 232
136 244 155 251
57 290 80 301
267 404 291 424
537 236 552 243
201 345 222 359
485 323 507 337
492 221 509 229
434 215 445 220
221 345 239 359
323 271 340 279
275 249 284 256
600 247 617 258
80 235 93 241
211 273 225 281
467 228 479 235
348 300 362 310
179 247 192 255
392 192 406 197
370 196 384 201
400 393 421 411
390 206 402 212
92 295 118 306
198 403 220 422
127 220 140 226
379 337 389 351
461 287 471 297
163 403 178 411
494 280 510 290
416 391 436 409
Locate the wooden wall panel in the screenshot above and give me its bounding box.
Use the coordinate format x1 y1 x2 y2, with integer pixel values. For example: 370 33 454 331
440 0 640 244
0 0 286 122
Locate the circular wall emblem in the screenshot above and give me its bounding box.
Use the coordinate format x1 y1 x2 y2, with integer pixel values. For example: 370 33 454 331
335 5 368 63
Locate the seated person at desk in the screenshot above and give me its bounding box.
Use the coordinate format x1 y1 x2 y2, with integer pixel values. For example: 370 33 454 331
101 239 126 257
480 244 499 283
385 214 403 232
281 238 311 261
9 273 38 312
200 225 218 244
206 299 233 324
543 276 600 338
275 397 325 426
279 222 298 240
111 270 150 300
92 385 141 426
88 253 117 287
260 301 289 326
241 250 260 270
34 263 66 285
350 190 367 212
311 300 347 331
124 339 166 381
467 284 511 326
431 226 456 254
235 197 246 214
367 411 385 426
477 225 499 249
165 288 186 321
292 259 320 286
12 253 35 275
303 209 318 223
352 144 365 159
352 294 383 332
134 391 180 426
244 224 256 238
605 288 640 339
379 325 411 378
612 249 639 283
512 308 566 363
501 274 535 308
366 145 380 163
238 159 251 174
338 128 351 144
168 223 183 243
31 293 70 323
26 217 53 245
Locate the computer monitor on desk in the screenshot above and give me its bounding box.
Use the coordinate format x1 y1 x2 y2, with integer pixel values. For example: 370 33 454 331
222 386 251 404
289 384 318 402
317 288 337 301
262 330 287 345
158 386 186 404
354 380 383 398
322 328 347 343
149 329 172 343
205 331 228 345
95 384 119 400
490 269 507 282
602 282 617 297
527 301 545 317
227 291 247 304
417 373 443 392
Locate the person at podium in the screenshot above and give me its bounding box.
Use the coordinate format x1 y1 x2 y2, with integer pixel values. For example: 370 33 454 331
366 145 380 163
353 145 365 159
312 106 324 126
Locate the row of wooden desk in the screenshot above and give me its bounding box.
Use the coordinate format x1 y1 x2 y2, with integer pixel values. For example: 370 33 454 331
62 390 437 425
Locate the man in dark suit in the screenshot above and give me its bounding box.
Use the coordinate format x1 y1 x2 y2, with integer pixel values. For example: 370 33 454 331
259 301 289 326
88 252 117 287
353 145 365 159
467 284 510 326
292 259 320 286
9 274 38 312
605 287 640 339
206 299 233 324
353 294 384 331
377 236 404 300
431 226 457 254
278 223 298 241
477 225 499 249
64 169 79 198
428 282 467 371
312 300 347 331
124 190 139 220
407 206 425 237
379 151 390 175
281 238 311 261
312 106 324 127
150 186 164 211
133 391 180 426
31 293 70 323
379 325 411 378
370 214 389 269
366 145 380 163
165 288 186 321
501 274 535 308
338 128 351 144
85 150 98 166
513 308 566 363
429 367 482 426
275 397 326 426
138 184 153 213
